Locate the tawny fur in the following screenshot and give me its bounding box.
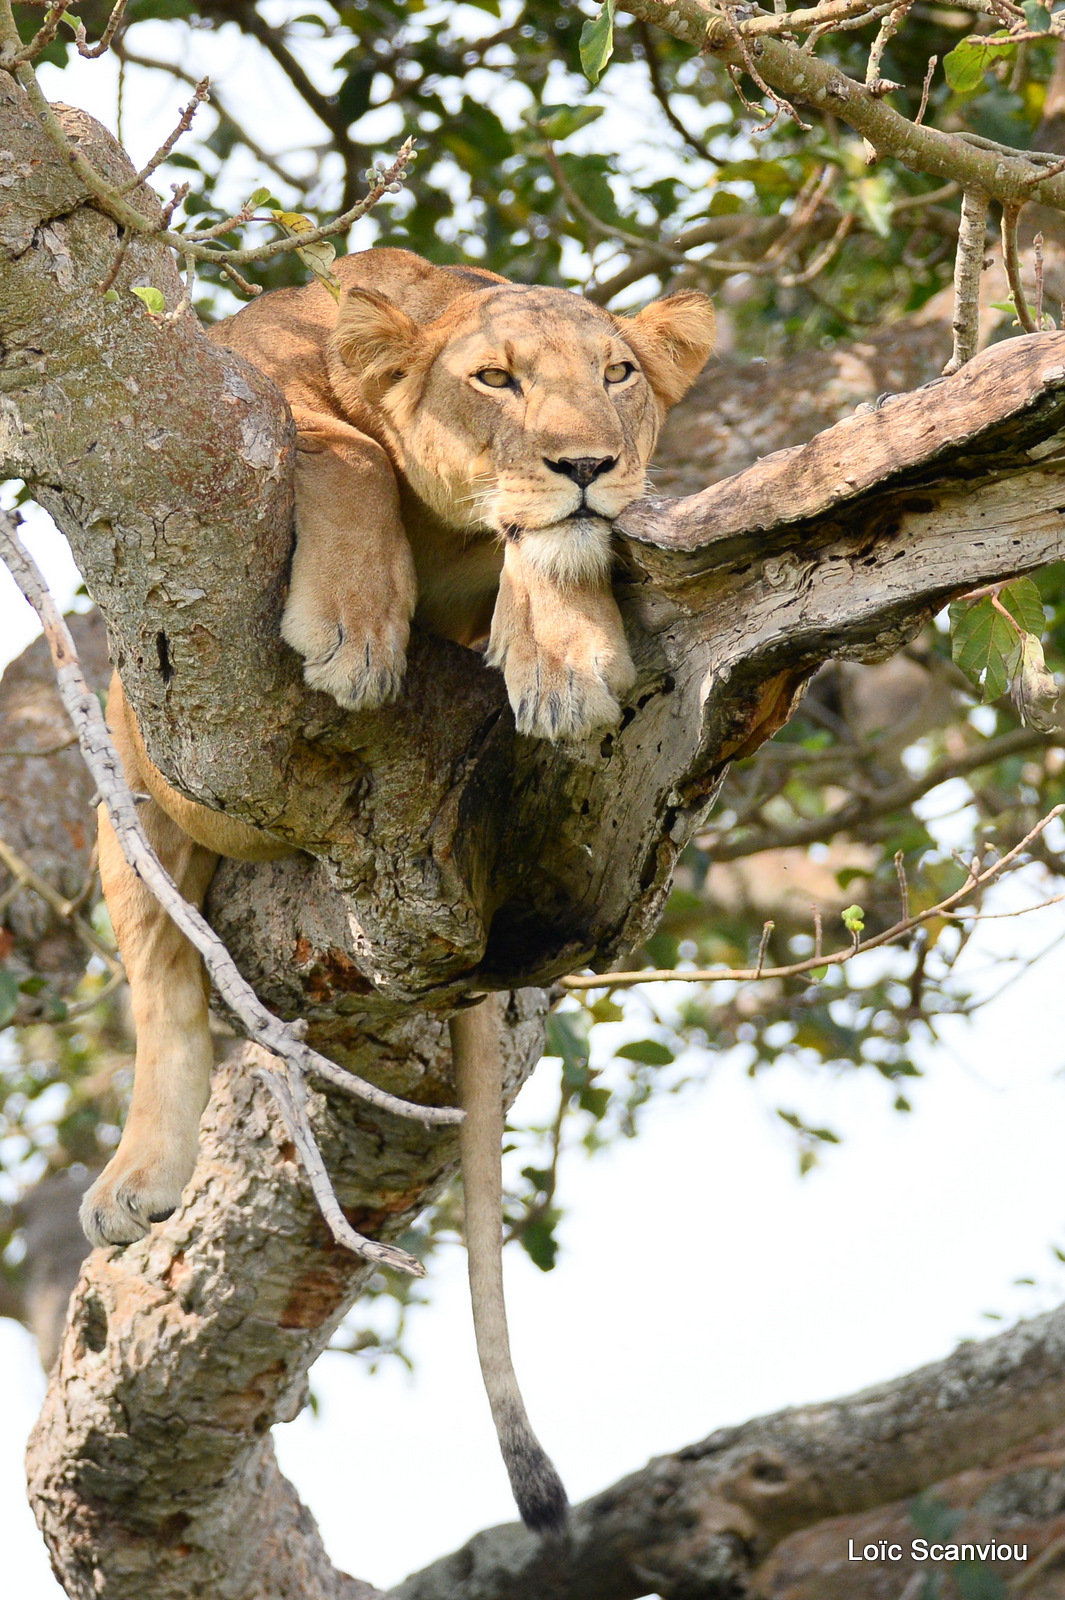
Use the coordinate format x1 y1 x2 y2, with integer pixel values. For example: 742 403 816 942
79 248 714 1530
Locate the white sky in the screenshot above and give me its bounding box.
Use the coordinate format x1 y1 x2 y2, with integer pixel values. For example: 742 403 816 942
2 16 1065 1598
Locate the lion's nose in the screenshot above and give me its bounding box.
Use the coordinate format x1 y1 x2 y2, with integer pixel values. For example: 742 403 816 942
543 455 618 488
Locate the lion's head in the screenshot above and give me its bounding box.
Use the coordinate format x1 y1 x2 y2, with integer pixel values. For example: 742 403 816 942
327 278 714 579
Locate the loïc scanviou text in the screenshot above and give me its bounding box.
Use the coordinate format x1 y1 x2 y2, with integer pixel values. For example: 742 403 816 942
848 1540 1028 1562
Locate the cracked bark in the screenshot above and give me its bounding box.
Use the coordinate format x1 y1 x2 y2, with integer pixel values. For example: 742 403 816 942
4 77 1065 1600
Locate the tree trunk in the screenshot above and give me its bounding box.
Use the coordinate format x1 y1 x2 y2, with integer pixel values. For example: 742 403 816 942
5 77 1065 1600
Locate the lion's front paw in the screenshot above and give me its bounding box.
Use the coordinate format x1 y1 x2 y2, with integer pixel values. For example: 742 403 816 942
79 1149 195 1248
282 600 410 713
491 636 636 741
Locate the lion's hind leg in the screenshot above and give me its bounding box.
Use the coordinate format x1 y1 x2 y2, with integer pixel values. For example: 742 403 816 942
80 798 218 1248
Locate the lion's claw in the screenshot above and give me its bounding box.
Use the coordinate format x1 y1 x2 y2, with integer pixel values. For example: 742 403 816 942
80 1155 193 1247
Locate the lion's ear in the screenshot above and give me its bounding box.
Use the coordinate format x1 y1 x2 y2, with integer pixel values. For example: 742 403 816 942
332 286 429 396
620 291 716 408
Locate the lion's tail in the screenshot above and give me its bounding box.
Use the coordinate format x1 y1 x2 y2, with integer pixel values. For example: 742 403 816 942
449 1000 570 1537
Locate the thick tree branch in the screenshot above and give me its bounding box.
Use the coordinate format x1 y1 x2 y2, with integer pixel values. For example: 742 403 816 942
623 1 1065 209
395 1297 1065 1600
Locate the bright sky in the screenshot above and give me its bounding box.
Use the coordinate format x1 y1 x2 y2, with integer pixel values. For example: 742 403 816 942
3 19 1065 1598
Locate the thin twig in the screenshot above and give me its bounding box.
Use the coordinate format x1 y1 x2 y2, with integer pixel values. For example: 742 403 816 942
220 263 263 298
75 0 128 60
543 141 687 261
162 251 196 323
916 54 937 125
0 735 77 758
637 17 718 162
0 11 416 275
778 211 855 285
0 830 122 976
96 229 131 296
1001 200 1037 333
866 0 913 88
724 4 812 130
121 78 210 193
1023 155 1065 187
562 805 1064 989
1 0 70 66
0 515 462 1275
62 968 126 1021
894 849 910 921
755 920 775 976
943 188 990 375
1035 230 1046 331
115 46 303 188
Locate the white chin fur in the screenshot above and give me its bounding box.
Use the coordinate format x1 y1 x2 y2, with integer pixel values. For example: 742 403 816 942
517 517 614 587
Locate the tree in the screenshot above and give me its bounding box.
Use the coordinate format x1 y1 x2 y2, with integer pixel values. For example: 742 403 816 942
5 2 1065 1597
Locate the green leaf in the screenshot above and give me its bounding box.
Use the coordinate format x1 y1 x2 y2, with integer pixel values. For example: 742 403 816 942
715 158 794 196
943 32 1016 96
131 285 166 314
337 65 375 125
297 237 338 276
271 209 314 232
578 1085 611 1119
520 1216 560 1272
851 175 893 239
956 1562 1007 1600
949 594 1017 701
0 968 17 1027
271 211 342 301
1023 0 1052 30
580 0 615 86
998 576 1046 637
842 904 865 935
910 1492 963 1543
102 288 120 303
535 103 605 141
246 186 273 209
589 995 624 1024
615 1038 675 1065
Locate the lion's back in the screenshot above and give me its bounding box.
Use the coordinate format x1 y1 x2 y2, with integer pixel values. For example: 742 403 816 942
206 248 508 407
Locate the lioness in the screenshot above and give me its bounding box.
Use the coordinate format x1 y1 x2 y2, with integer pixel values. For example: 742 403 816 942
80 249 715 1531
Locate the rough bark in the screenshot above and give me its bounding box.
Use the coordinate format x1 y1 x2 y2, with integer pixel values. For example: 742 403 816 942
26 1009 547 1600
5 74 1065 1600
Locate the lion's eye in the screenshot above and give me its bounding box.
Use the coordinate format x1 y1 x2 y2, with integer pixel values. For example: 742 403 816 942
605 361 635 384
475 368 512 388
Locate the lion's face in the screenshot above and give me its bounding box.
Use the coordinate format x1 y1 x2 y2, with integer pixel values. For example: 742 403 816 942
329 280 714 564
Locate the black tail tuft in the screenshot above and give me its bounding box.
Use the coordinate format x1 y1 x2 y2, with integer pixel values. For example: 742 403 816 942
504 1431 570 1537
